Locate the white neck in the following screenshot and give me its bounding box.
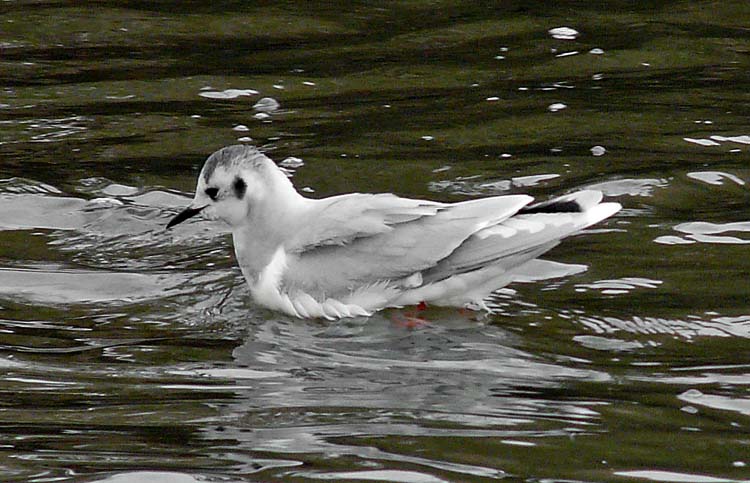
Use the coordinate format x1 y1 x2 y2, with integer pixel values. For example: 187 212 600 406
232 172 312 285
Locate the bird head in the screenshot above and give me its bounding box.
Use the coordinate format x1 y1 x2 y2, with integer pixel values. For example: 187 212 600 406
167 145 280 229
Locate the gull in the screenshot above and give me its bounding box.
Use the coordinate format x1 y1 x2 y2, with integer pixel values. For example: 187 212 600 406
167 145 621 319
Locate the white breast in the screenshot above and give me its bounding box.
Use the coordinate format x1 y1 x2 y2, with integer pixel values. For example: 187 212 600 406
249 246 372 319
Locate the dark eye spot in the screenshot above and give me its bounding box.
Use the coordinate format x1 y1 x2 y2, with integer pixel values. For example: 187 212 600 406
233 177 246 199
205 187 219 201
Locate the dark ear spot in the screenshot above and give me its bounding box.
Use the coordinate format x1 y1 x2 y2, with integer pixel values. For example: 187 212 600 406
233 177 247 199
205 187 219 201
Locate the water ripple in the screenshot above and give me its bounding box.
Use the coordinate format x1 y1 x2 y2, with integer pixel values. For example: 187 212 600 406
578 314 750 339
657 221 750 245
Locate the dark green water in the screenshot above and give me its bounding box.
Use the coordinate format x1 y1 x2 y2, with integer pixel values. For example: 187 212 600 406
1 2 749 482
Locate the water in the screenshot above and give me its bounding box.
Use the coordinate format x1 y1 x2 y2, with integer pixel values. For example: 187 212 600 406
2 2 750 482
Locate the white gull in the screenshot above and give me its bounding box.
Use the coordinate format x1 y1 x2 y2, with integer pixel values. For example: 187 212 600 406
167 145 621 319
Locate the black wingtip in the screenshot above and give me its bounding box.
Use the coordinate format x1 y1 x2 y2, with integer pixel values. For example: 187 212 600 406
518 199 583 214
166 206 205 229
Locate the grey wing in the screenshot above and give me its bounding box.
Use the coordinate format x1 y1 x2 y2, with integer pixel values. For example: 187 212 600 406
289 193 444 249
284 193 534 295
422 190 622 283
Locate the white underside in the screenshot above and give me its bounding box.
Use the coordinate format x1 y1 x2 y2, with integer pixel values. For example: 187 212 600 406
249 247 570 320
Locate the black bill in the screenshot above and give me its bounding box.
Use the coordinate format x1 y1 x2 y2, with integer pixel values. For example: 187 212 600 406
166 206 205 229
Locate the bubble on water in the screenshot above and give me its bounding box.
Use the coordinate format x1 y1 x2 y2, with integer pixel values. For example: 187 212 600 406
548 102 567 112
253 112 271 120
548 27 580 40
253 97 280 112
232 124 250 132
421 135 434 141
590 145 606 156
279 157 304 169
589 48 605 55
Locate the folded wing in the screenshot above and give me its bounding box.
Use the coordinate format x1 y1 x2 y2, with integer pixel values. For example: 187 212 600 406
423 191 621 283
284 193 533 295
